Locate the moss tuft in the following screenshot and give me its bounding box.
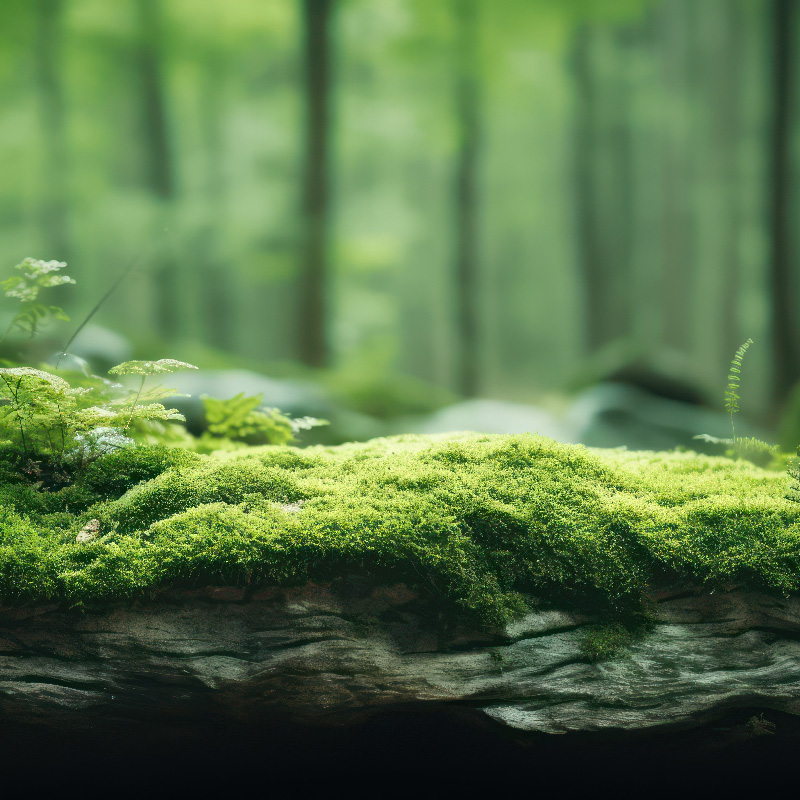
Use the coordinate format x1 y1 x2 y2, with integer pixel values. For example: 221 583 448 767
0 433 799 628
580 623 636 662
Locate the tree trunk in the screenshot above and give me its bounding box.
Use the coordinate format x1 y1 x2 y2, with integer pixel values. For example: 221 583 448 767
716 0 743 366
659 0 694 352
768 0 799 412
34 0 69 262
135 0 178 342
571 24 633 354
198 56 234 351
453 0 481 397
297 0 332 368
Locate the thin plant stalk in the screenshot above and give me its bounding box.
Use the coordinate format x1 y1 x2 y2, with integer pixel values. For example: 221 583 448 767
126 375 147 430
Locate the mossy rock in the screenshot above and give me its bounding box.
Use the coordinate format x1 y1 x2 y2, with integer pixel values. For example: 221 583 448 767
0 432 798 625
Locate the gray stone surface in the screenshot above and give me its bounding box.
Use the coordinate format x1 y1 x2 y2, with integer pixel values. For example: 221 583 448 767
1 583 799 733
405 399 568 440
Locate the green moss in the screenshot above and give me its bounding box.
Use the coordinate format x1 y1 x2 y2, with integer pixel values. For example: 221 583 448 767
80 445 198 497
580 623 637 662
1 432 799 627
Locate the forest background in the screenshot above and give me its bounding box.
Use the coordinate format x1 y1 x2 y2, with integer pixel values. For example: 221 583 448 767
1 0 798 446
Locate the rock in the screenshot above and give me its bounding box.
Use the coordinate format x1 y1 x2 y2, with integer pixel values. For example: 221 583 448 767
163 369 382 444
563 381 770 451
166 369 334 431
2 582 799 738
59 325 133 373
407 399 567 440
75 519 100 543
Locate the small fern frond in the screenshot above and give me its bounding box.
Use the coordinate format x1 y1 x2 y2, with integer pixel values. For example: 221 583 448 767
724 338 752 415
724 338 753 438
787 449 800 503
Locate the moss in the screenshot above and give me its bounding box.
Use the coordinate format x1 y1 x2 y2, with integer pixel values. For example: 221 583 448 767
80 445 198 497
0 432 799 627
0 444 192 518
580 623 636 662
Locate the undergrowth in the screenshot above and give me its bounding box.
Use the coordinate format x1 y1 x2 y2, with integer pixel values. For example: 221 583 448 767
1 262 800 641
0 258 325 485
695 339 782 469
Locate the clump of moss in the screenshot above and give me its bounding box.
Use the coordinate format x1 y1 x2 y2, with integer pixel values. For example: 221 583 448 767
0 444 194 519
580 624 636 662
0 433 799 629
80 445 199 497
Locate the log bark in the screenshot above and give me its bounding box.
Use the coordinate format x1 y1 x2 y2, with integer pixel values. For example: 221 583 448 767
3 581 800 735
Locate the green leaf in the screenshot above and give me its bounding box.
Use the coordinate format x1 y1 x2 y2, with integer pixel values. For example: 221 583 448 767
200 393 295 445
49 306 71 322
202 393 263 435
2 258 74 303
109 359 198 376
0 367 71 393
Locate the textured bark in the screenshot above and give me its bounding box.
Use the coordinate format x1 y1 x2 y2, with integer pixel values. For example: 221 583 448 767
3 581 800 736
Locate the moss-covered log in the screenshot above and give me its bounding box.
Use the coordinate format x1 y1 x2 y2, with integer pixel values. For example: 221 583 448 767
0 433 798 625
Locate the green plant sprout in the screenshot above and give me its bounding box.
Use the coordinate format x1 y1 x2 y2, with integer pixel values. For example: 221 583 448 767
724 338 753 441
197 392 328 451
0 261 195 479
0 359 194 478
0 258 331 482
0 258 74 345
108 359 198 429
694 339 778 466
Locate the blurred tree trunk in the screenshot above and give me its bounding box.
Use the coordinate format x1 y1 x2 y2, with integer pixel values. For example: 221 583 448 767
572 24 633 354
198 56 234 351
135 0 179 341
34 0 69 262
716 0 743 364
769 0 799 411
453 0 481 397
298 0 332 368
659 0 694 351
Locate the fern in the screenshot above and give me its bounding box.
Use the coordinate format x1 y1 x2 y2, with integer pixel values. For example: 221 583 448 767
694 338 780 466
199 392 328 449
0 258 74 344
0 257 332 482
724 337 753 441
0 260 200 477
787 450 800 502
108 359 197 430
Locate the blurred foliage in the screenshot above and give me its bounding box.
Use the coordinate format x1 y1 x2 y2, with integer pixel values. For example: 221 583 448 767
0 0 796 430
197 392 328 452
326 369 455 419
